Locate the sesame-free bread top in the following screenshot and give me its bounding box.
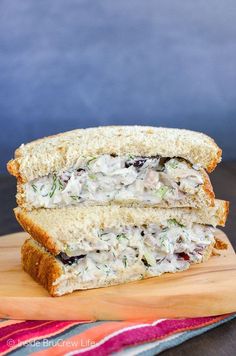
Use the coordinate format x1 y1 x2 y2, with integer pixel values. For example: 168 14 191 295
7 126 222 182
15 200 229 255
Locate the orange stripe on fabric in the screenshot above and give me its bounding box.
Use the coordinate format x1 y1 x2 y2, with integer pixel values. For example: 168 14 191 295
33 321 143 356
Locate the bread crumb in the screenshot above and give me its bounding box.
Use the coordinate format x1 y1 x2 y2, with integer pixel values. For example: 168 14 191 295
214 238 228 250
212 249 221 256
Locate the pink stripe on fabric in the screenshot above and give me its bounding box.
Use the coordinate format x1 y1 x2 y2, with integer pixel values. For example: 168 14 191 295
0 320 24 328
0 321 82 354
75 316 225 355
0 321 50 340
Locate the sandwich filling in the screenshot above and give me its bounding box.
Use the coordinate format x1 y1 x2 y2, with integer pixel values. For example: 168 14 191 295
25 155 204 208
52 221 214 289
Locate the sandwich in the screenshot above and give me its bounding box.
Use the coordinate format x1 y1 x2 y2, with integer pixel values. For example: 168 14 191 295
17 200 228 296
8 126 228 298
7 126 221 210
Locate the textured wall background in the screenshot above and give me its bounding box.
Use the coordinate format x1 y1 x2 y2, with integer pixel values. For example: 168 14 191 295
0 0 236 172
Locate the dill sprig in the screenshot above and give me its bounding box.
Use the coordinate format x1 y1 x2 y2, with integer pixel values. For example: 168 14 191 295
116 234 128 241
123 255 127 267
168 219 185 228
49 174 57 198
31 183 37 192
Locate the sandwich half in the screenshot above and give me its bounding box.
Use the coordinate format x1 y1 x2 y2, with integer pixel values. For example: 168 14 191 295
17 200 229 296
7 126 220 210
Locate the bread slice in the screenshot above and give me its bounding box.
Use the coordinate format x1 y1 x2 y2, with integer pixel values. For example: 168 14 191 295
15 200 229 256
7 126 221 183
22 237 215 296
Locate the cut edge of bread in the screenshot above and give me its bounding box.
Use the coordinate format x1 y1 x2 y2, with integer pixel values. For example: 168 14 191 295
15 199 229 257
7 126 222 182
21 238 215 297
21 238 62 296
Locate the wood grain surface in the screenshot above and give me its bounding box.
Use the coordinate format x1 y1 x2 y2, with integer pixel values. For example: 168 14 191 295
0 230 235 321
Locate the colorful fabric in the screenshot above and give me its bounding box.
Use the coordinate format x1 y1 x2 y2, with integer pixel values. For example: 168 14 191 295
0 314 235 355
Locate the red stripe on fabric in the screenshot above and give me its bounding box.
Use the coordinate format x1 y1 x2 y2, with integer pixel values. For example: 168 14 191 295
0 321 50 340
0 321 83 354
77 315 227 355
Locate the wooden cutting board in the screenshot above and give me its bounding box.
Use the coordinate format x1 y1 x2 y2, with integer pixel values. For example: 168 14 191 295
0 230 236 321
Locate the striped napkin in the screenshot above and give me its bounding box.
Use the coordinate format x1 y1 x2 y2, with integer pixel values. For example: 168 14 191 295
0 314 235 355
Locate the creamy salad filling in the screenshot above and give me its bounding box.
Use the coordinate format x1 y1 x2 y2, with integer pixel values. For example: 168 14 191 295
55 221 215 285
25 155 204 208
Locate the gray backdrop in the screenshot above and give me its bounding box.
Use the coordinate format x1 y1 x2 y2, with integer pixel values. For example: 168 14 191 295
0 0 236 172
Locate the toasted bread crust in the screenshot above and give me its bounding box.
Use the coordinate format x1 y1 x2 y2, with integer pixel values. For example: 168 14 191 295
7 159 21 181
21 238 215 296
7 126 222 182
206 147 222 173
21 239 62 296
218 200 229 226
15 208 60 255
202 170 215 206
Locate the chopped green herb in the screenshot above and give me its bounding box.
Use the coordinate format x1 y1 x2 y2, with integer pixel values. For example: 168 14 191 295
159 234 167 246
88 174 97 180
49 175 57 198
58 179 64 190
87 157 97 165
168 219 185 228
116 234 128 241
49 174 63 196
31 184 37 192
127 154 135 160
70 195 80 201
168 160 178 169
123 255 127 267
155 186 169 199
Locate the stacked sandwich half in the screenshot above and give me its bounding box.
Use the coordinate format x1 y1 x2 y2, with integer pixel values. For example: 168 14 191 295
7 126 229 296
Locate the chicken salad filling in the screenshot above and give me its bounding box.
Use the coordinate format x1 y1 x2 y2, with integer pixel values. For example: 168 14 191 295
55 221 215 284
25 155 204 208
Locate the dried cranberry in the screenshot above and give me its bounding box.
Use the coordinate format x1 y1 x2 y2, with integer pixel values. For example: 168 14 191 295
58 252 86 265
125 161 132 168
178 252 190 261
125 157 147 168
77 168 85 173
133 159 147 168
